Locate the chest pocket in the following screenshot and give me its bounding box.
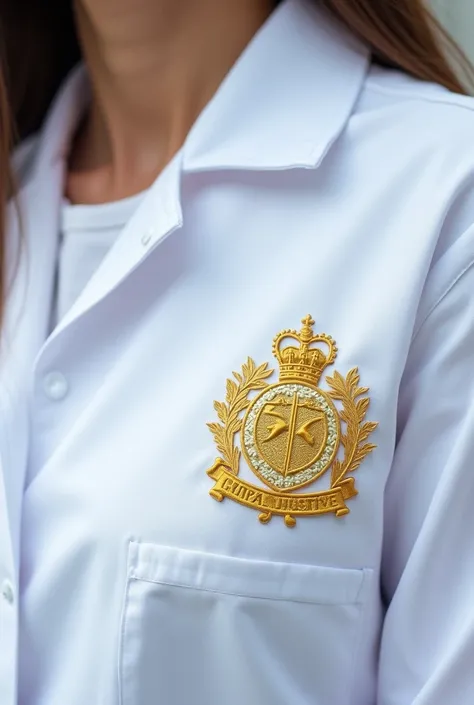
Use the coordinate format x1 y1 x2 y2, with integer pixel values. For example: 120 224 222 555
119 542 372 705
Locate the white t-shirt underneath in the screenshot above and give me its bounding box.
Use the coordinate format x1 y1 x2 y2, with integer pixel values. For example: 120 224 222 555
54 191 146 326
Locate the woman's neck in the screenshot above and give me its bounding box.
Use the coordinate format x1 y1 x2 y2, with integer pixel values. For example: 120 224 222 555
68 0 273 203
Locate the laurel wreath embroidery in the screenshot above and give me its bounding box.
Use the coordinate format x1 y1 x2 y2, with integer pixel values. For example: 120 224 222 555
207 358 273 475
326 367 378 488
208 362 377 487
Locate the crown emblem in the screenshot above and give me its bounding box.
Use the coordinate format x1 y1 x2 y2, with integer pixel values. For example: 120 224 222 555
272 315 337 386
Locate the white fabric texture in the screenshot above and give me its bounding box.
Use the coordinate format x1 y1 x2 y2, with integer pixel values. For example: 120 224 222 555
1 1 474 703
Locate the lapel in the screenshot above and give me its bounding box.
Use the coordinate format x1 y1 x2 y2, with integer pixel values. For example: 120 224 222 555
183 0 370 172
48 150 184 342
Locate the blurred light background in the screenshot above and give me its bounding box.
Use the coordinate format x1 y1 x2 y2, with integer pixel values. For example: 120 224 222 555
432 0 474 61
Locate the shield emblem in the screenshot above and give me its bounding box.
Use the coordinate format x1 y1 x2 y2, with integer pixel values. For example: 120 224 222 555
242 382 340 491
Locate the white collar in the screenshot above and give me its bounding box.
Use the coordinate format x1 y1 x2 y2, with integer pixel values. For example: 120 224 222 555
29 0 370 179
184 0 370 171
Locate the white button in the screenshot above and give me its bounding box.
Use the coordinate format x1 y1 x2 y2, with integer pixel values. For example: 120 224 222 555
43 371 69 401
2 580 14 605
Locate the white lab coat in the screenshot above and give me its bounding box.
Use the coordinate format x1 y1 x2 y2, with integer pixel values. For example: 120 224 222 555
1 1 474 703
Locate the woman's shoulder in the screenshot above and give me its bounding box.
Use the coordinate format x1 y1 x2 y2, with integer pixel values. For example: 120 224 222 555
354 66 474 321
361 64 474 139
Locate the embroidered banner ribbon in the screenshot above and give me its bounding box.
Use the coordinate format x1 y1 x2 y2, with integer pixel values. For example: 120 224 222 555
208 461 357 519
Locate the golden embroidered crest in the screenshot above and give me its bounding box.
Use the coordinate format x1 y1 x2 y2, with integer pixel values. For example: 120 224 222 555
207 316 378 527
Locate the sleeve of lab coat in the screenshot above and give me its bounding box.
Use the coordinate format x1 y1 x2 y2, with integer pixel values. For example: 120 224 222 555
378 255 474 704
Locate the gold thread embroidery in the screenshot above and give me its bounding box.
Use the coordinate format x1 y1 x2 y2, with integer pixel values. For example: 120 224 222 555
207 358 273 475
207 316 378 527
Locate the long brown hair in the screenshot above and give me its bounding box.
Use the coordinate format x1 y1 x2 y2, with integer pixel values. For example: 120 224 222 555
0 61 13 333
0 0 471 324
